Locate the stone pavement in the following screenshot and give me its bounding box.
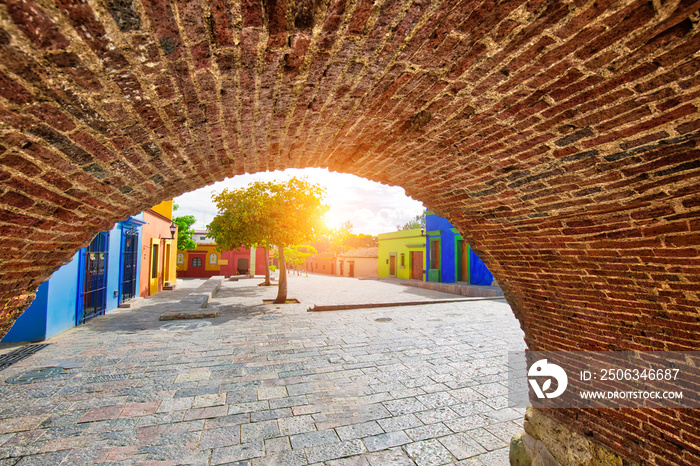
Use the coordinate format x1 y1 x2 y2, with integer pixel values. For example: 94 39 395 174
0 274 526 465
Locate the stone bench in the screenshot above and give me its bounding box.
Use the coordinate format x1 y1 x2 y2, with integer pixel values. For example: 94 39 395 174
228 275 252 281
159 276 224 321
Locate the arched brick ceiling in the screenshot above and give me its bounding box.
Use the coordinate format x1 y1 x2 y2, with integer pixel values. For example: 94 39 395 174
1 1 700 462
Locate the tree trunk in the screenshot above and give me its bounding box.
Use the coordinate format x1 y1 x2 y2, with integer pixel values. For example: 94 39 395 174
262 247 271 286
274 245 287 304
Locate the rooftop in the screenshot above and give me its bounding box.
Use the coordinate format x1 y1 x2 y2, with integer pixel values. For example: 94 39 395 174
339 247 379 258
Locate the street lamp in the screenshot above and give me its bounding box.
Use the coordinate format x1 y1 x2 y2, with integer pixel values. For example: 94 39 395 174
420 226 425 237
169 222 177 239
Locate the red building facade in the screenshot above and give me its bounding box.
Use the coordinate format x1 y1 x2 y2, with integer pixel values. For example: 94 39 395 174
177 232 268 278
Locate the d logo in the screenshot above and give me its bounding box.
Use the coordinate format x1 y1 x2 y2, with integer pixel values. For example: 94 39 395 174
528 359 568 399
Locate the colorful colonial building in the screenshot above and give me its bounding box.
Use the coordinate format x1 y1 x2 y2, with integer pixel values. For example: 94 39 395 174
377 229 426 280
2 200 182 342
337 247 378 278
177 230 268 278
306 248 379 278
140 200 178 296
376 214 495 286
306 252 336 275
425 213 494 286
2 215 147 343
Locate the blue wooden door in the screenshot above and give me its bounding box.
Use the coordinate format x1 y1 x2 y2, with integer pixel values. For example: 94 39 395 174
78 232 109 324
120 229 138 302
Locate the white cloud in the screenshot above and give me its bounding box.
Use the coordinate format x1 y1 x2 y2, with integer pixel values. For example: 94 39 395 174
173 168 424 235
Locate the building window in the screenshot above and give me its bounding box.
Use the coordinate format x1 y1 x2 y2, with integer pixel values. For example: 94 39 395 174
209 254 217 265
176 253 184 265
400 253 405 267
192 257 202 267
200 236 206 241
430 240 440 269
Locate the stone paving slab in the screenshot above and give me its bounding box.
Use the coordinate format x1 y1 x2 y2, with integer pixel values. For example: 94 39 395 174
0 274 526 465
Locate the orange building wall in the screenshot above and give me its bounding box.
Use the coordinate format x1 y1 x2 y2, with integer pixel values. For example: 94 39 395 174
140 209 176 297
307 255 336 275
337 257 378 278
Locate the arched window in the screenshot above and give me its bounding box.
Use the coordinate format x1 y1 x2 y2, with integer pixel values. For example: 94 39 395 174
192 257 202 267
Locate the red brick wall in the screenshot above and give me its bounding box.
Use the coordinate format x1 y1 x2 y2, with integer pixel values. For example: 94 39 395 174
0 1 699 463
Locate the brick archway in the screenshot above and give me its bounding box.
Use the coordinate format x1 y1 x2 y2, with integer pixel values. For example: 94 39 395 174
1 0 699 463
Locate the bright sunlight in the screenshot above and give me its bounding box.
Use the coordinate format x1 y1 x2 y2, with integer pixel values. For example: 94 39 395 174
174 168 424 236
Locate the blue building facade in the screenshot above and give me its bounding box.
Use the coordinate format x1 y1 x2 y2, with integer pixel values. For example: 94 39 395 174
425 213 495 286
2 216 145 343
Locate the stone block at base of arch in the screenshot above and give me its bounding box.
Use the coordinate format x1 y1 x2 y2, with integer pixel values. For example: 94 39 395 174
509 407 636 466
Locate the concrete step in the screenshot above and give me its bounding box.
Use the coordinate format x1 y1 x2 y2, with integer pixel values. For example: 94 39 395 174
118 297 144 308
158 276 223 321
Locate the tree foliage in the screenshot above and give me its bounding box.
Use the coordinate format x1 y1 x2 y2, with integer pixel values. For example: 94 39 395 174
328 231 377 253
173 215 197 251
276 244 318 275
207 177 328 302
344 233 378 249
398 212 426 231
326 221 377 253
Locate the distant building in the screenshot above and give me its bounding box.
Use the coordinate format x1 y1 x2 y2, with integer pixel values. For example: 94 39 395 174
306 252 336 275
377 229 426 280
425 213 494 286
337 247 378 278
177 230 268 278
2 215 147 343
140 200 178 296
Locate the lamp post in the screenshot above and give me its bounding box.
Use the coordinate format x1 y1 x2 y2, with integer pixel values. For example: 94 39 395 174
169 222 177 239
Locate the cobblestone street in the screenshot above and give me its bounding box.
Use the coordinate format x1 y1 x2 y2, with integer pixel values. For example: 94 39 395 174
0 275 526 465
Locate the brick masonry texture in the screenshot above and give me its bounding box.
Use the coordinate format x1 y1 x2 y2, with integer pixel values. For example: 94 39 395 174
0 0 699 463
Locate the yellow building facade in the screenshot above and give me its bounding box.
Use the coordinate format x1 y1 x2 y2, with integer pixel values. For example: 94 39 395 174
377 229 426 280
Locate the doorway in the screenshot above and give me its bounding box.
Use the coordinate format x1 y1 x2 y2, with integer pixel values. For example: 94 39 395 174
461 240 469 283
455 240 463 282
149 242 159 295
120 229 138 302
163 244 173 282
389 254 396 277
162 243 171 287
237 258 249 275
411 251 423 280
79 232 109 324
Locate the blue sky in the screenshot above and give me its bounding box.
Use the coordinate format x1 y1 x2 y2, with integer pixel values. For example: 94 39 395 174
173 168 425 236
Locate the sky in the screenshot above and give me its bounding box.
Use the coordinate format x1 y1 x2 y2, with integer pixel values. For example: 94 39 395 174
173 168 425 236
